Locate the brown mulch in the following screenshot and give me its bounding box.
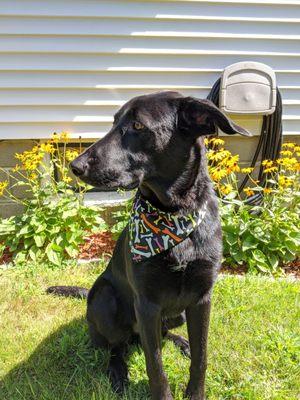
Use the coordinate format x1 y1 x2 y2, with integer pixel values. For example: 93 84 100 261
0 245 13 264
78 231 116 260
282 258 300 279
221 264 248 275
0 233 299 280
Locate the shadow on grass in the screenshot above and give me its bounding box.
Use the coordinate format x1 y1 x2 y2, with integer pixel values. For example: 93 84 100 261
0 317 150 400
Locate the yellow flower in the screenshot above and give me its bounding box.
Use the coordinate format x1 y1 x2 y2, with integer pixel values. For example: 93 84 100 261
60 131 69 141
224 154 239 166
262 159 273 168
210 167 228 182
277 157 298 171
66 149 79 162
15 146 44 171
278 175 293 188
40 142 55 154
263 188 272 194
204 138 209 146
280 150 293 157
241 167 254 174
263 166 278 174
227 164 240 173
207 149 231 162
0 181 8 196
210 138 225 146
282 142 295 149
51 131 70 143
29 173 38 181
294 145 300 152
51 133 59 143
219 183 233 195
243 187 254 197
63 176 72 184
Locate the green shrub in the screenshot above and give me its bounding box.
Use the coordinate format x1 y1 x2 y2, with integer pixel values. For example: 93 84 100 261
207 139 300 274
111 194 133 240
0 133 106 266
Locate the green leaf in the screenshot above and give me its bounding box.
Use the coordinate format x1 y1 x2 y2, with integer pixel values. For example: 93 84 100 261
0 243 5 257
62 209 78 219
51 243 63 252
19 225 32 235
46 245 61 266
253 249 267 264
232 250 244 264
65 245 78 258
268 253 279 270
34 234 46 248
35 224 46 234
29 246 38 262
225 232 238 246
242 235 257 252
14 251 27 264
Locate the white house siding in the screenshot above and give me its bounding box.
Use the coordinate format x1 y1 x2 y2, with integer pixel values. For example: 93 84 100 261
0 0 299 140
0 0 299 216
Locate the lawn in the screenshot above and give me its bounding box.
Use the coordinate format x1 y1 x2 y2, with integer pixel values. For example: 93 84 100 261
0 262 299 400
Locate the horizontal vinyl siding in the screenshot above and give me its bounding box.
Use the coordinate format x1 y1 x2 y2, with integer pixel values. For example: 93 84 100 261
0 0 299 139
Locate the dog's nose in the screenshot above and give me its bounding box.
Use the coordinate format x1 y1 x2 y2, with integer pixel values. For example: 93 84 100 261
70 159 86 177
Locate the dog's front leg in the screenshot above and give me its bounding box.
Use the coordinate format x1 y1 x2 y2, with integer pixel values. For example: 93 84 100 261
185 300 211 400
135 297 173 400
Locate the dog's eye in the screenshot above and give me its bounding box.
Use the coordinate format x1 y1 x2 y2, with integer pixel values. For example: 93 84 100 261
133 121 145 131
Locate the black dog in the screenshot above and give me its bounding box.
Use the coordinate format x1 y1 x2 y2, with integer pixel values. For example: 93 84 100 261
48 92 251 400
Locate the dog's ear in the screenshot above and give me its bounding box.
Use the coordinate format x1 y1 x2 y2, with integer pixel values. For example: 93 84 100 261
178 97 252 137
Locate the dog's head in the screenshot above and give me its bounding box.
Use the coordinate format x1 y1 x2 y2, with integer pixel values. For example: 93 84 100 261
71 91 251 191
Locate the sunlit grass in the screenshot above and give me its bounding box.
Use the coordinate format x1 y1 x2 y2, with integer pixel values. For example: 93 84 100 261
0 262 299 399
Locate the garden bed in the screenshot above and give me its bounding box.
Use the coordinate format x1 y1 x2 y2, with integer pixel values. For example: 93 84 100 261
1 137 299 275
1 231 299 279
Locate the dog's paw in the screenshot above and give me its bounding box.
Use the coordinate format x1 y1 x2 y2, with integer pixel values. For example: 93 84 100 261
185 386 205 400
107 363 129 394
167 333 191 358
185 393 205 400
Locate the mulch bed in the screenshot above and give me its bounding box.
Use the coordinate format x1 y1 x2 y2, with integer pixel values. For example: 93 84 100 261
0 245 13 264
221 264 248 275
1 233 299 279
78 232 115 260
282 258 300 279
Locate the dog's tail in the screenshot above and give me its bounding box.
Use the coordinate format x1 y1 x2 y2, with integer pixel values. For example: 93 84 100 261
46 286 89 299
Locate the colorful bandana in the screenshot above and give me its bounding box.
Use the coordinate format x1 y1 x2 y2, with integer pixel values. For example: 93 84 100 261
129 192 207 262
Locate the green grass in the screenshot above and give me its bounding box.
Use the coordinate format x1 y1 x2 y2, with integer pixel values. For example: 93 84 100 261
0 262 299 400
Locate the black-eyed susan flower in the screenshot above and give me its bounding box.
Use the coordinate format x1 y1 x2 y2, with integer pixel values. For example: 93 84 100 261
263 188 272 194
280 150 293 157
262 160 273 168
243 187 254 197
219 183 233 195
210 138 225 147
263 166 278 174
63 176 72 184
241 167 254 174
66 149 79 162
40 142 55 154
282 142 295 149
210 167 228 182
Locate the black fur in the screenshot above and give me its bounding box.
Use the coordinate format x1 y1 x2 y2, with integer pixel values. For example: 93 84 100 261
49 92 251 400
46 286 89 299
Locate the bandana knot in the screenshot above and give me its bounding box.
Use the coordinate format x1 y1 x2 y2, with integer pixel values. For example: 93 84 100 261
129 193 207 262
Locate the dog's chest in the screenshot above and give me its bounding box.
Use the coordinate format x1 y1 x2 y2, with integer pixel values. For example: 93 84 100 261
132 261 214 317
